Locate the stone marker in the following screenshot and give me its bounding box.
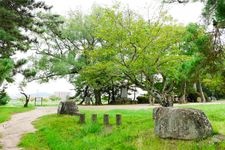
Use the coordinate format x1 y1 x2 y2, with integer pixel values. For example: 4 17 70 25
104 114 109 125
57 101 79 115
92 114 97 123
153 107 213 140
116 114 122 126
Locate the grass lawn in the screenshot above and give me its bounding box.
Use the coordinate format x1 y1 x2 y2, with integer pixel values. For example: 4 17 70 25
0 106 34 123
19 104 225 150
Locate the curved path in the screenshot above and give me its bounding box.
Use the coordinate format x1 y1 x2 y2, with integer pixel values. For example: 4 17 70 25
0 101 225 150
0 107 56 150
0 104 156 150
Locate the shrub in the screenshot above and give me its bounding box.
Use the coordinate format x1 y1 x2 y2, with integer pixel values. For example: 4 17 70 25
0 91 10 105
42 98 49 102
49 96 61 101
18 97 25 103
137 96 149 104
187 93 199 102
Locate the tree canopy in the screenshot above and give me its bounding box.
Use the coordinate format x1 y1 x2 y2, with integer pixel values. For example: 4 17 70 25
26 4 224 105
1 1 224 105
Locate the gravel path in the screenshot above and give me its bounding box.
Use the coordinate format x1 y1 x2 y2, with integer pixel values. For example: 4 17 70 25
0 107 56 150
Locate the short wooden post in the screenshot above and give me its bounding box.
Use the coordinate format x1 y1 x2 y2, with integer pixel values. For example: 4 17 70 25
103 114 109 125
91 114 97 123
79 113 85 124
116 114 122 126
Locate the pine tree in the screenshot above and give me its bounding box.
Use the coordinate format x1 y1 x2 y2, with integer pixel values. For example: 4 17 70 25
0 0 50 84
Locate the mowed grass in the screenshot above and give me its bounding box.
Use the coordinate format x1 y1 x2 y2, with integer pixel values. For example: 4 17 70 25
20 104 225 150
0 106 34 123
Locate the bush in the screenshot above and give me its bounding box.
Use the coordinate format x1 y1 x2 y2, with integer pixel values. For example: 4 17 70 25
42 98 49 102
187 93 199 102
49 95 61 101
0 91 10 105
18 96 26 103
137 96 149 104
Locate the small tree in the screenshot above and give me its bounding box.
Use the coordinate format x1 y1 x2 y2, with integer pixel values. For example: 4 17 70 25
19 81 30 107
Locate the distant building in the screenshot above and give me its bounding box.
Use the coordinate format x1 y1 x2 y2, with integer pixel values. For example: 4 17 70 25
54 92 70 101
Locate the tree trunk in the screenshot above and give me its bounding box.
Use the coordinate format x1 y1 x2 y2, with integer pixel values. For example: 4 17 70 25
180 81 187 104
111 87 116 104
133 87 136 101
79 99 85 105
21 92 30 107
148 86 155 105
193 83 197 92
79 86 89 105
107 91 111 104
198 80 206 103
24 98 29 107
94 89 102 105
149 95 155 105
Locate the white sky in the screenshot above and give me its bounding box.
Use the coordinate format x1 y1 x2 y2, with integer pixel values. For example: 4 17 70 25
6 0 204 98
43 0 203 24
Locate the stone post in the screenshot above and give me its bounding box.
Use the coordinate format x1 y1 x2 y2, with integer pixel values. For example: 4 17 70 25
79 113 85 124
116 114 122 126
91 114 97 123
103 114 109 125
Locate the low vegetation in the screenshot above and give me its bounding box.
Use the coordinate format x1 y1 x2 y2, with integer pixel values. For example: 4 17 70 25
0 107 34 123
20 104 225 150
0 90 10 106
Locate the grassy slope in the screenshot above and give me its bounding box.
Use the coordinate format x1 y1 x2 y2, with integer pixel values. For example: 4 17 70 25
20 104 225 150
0 107 34 123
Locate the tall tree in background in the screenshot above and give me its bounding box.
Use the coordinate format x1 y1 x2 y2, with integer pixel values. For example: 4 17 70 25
179 23 213 103
29 8 105 104
163 0 225 52
91 6 190 106
202 0 225 99
163 0 225 100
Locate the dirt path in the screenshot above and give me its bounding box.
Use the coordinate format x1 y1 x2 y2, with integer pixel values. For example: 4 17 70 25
0 107 56 150
79 104 159 110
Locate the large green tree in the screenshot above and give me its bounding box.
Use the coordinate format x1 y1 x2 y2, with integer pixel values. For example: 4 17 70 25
87 6 190 106
163 0 225 100
178 23 214 102
31 3 224 106
29 8 107 104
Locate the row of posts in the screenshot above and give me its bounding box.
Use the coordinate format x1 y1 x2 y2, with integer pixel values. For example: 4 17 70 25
79 114 122 126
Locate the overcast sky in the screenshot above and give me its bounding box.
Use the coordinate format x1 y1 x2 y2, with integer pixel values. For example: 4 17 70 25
6 0 204 98
43 0 203 24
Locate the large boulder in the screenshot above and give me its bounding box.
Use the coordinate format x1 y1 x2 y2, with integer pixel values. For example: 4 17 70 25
57 101 79 115
153 107 213 140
